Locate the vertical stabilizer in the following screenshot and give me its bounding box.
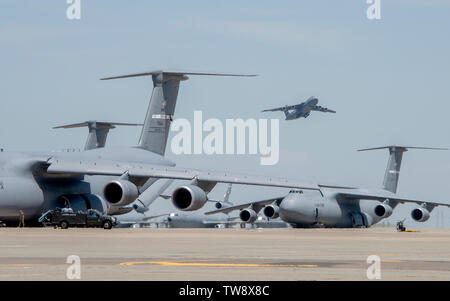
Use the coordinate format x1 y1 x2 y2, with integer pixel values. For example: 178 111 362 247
138 72 184 154
358 146 448 193
101 71 257 155
381 146 407 193
85 121 114 150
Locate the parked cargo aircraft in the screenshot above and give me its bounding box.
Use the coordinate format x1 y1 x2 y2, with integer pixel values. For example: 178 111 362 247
206 146 450 227
55 119 170 217
117 183 234 228
1 70 448 229
118 183 288 228
0 70 329 225
262 96 335 120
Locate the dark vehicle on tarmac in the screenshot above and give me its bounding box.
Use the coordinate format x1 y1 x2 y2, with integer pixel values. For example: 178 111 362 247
39 208 117 229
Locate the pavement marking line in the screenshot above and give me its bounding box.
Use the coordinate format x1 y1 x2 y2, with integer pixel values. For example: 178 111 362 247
119 261 317 268
0 263 43 267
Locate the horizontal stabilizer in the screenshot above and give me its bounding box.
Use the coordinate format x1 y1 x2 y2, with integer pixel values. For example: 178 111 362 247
100 70 257 155
53 121 142 129
53 121 142 150
358 145 448 193
358 146 448 152
101 70 258 81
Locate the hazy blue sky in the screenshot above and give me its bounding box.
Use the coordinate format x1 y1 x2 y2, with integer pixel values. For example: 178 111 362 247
1 1 449 227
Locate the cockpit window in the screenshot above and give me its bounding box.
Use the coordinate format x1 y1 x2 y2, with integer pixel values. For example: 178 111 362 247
290 190 303 194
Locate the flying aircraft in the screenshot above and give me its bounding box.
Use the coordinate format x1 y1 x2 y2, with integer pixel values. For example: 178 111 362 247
1 70 448 228
262 96 336 120
0 70 330 226
205 146 450 228
53 121 142 150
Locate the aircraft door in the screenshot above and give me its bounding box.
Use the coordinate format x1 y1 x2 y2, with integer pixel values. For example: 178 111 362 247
314 208 319 223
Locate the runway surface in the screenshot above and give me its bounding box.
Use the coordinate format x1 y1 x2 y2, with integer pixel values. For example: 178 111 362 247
0 227 449 280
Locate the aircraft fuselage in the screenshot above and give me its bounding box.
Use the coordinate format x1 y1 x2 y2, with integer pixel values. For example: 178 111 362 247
0 147 174 223
285 97 319 120
278 189 388 228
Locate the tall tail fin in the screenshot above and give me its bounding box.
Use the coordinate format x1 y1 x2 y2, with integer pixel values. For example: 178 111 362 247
101 71 257 155
222 183 233 205
53 121 142 150
358 146 448 193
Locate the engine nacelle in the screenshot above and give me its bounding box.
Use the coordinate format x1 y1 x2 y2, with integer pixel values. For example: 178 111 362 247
103 180 139 207
374 204 393 218
239 209 257 223
172 185 208 211
132 204 149 214
263 205 280 219
411 207 430 222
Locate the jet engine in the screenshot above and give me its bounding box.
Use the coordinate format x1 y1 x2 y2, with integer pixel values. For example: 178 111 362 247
263 205 280 219
374 204 393 218
239 208 257 223
215 202 225 209
411 207 430 222
103 180 139 207
171 185 208 211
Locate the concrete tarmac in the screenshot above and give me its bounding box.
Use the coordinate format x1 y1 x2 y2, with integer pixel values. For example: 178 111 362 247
0 227 449 281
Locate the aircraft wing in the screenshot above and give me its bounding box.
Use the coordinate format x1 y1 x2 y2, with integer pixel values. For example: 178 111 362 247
204 197 284 215
261 104 297 112
46 158 326 191
311 105 336 113
338 191 450 209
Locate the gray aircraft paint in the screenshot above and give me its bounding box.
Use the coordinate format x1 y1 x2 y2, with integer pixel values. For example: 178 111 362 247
1 70 448 228
53 121 142 151
100 71 255 155
117 183 233 228
165 212 231 228
262 96 336 120
357 146 446 193
207 146 450 228
0 71 261 223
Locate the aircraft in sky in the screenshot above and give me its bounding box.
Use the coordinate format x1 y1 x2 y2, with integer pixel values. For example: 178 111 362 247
262 96 336 120
0 70 328 225
205 146 450 228
1 70 448 229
